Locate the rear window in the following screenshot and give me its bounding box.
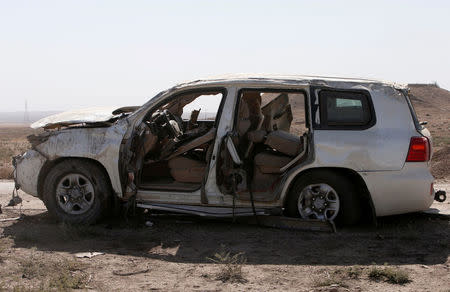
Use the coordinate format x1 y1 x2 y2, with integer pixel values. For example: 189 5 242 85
318 90 375 129
404 93 422 131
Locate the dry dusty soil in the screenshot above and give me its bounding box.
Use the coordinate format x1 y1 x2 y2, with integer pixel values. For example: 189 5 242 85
0 181 449 291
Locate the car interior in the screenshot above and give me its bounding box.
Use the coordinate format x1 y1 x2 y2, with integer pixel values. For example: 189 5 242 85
217 90 309 202
132 89 309 202
135 90 223 191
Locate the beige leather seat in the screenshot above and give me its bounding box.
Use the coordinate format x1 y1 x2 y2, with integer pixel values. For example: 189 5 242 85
165 128 216 183
254 132 304 175
264 130 302 157
254 152 292 174
168 156 206 183
237 91 264 157
251 132 304 191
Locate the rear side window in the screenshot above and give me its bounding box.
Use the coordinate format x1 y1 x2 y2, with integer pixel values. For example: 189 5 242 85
318 90 375 129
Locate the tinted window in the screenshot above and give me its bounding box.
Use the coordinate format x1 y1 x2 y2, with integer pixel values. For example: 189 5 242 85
319 90 373 127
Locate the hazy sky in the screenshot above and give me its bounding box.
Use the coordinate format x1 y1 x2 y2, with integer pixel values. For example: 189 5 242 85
1 0 449 111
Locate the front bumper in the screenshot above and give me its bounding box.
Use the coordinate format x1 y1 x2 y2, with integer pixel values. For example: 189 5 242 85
13 150 47 197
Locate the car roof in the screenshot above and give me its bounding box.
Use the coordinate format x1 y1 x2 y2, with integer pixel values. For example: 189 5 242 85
173 74 408 90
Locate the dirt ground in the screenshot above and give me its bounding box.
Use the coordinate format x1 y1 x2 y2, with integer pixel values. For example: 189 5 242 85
0 182 449 291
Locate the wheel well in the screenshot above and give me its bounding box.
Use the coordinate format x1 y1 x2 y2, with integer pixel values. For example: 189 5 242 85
284 167 376 224
37 157 114 199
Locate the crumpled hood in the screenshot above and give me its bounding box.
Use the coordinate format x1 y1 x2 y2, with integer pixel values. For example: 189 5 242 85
31 106 138 129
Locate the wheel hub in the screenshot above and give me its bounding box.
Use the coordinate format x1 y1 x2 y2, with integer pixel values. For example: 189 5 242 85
56 173 95 215
313 197 326 210
68 187 83 200
297 183 340 221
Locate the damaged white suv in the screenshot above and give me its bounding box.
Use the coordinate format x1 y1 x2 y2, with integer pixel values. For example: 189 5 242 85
13 75 437 225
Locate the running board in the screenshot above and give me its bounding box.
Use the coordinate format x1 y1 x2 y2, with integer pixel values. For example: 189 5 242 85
136 203 268 217
136 203 335 232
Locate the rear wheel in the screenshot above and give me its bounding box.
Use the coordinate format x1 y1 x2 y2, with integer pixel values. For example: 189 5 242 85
285 170 361 225
42 159 111 224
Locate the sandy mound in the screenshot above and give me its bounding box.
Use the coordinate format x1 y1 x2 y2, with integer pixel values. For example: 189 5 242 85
431 146 450 179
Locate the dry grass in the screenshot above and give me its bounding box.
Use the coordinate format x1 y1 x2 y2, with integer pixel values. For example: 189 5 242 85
368 266 411 285
0 236 13 264
345 266 363 279
311 267 361 288
208 245 247 283
17 250 89 290
312 273 347 288
312 265 409 288
310 266 366 288
0 240 8 263
0 126 37 179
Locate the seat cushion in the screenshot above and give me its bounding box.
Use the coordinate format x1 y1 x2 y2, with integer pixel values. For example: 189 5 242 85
264 130 302 157
254 152 292 174
168 156 206 183
247 130 267 143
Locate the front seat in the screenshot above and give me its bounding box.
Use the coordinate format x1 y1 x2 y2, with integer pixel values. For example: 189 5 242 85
167 156 206 183
166 129 216 183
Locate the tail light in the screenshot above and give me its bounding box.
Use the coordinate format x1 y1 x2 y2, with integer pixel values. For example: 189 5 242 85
406 137 430 162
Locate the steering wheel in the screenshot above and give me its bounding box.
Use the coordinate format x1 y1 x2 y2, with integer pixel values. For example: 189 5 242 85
162 109 183 139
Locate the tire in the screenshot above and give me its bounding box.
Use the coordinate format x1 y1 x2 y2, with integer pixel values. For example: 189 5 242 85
42 159 111 224
285 170 361 225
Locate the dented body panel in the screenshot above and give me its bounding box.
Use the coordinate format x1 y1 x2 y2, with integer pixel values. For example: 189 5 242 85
311 84 417 171
31 106 121 129
17 120 128 197
14 150 47 196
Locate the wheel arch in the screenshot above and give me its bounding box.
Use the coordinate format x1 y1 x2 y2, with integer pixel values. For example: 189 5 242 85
282 167 377 224
37 157 115 199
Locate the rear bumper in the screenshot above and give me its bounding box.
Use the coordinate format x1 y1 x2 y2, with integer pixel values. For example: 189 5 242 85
13 150 47 197
359 163 434 217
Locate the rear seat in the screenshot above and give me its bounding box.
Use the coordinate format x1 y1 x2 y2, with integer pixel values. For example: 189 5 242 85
253 130 304 174
254 152 292 174
264 130 302 157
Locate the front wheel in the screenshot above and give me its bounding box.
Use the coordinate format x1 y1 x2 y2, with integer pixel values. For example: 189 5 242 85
42 159 111 224
285 170 361 225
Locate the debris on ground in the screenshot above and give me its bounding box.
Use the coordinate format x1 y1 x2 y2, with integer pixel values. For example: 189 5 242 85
7 192 22 207
112 268 150 276
0 216 22 222
75 252 105 259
